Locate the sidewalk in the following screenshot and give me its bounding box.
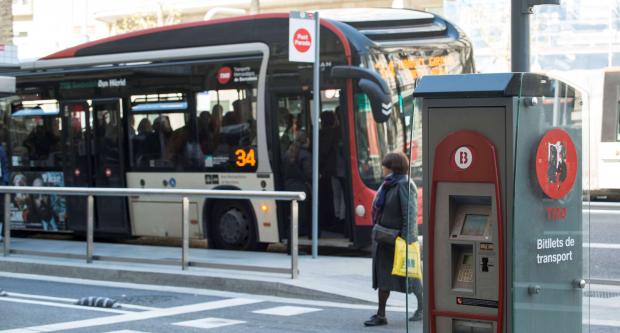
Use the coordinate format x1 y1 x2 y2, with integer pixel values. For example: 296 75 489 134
0 237 410 309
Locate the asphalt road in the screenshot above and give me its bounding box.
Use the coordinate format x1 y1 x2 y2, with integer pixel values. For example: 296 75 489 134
0 275 420 333
588 209 620 281
1 274 619 332
0 207 617 332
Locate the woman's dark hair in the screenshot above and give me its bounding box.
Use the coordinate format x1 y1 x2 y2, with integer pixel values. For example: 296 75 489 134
381 152 409 175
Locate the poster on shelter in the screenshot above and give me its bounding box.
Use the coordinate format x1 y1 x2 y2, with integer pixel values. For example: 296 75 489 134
9 171 66 231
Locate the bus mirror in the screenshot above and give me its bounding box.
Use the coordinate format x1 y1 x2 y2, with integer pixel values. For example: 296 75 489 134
330 66 392 123
359 79 392 123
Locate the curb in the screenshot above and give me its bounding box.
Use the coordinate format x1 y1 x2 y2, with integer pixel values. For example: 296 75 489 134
0 259 373 305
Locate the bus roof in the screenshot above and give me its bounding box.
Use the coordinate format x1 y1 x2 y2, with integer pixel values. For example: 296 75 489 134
34 8 466 65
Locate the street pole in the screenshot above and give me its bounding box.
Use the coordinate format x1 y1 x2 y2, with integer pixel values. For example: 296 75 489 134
511 0 530 72
311 11 320 259
512 0 560 72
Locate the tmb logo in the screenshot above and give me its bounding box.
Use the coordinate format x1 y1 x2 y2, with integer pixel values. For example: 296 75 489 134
217 66 232 85
535 128 577 199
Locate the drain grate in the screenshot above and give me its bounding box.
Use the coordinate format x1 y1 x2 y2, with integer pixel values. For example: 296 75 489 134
584 290 620 299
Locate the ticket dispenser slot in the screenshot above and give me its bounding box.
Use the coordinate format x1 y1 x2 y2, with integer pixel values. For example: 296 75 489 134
453 319 494 333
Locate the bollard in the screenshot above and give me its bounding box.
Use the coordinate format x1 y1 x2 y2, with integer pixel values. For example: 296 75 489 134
86 195 94 263
181 197 189 270
291 200 299 279
3 193 10 257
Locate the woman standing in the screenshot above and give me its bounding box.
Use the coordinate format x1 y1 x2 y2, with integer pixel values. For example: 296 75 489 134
364 152 423 326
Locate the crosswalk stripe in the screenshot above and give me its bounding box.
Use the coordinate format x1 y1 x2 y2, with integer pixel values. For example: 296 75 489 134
6 292 158 311
252 305 322 316
173 317 246 329
0 296 131 314
0 298 262 333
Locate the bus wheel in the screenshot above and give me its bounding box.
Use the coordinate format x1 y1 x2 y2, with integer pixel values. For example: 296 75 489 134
210 201 257 251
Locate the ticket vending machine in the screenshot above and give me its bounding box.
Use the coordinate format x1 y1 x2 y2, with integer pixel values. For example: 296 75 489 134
414 73 585 333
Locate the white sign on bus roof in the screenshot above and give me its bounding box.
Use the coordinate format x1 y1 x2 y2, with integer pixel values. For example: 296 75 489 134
289 11 316 63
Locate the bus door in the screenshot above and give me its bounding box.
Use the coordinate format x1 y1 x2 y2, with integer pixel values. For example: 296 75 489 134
62 99 129 234
274 90 350 241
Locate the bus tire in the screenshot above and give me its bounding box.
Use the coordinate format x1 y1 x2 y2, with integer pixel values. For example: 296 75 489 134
209 200 258 251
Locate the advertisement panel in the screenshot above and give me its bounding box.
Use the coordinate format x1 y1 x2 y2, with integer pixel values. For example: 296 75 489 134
10 171 67 231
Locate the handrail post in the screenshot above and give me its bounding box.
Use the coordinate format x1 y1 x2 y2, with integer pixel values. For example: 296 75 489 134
291 200 299 279
181 196 189 270
86 195 94 264
4 193 10 257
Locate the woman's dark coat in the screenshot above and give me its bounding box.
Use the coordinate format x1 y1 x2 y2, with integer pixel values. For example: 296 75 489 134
372 177 418 293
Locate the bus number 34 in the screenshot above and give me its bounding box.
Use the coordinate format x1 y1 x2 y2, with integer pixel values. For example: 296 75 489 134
235 148 257 167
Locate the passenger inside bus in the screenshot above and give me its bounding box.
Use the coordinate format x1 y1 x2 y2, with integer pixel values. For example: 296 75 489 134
142 115 172 166
198 110 213 154
280 113 302 155
210 104 223 150
23 119 61 166
222 100 242 126
319 109 345 231
166 123 190 168
282 131 312 236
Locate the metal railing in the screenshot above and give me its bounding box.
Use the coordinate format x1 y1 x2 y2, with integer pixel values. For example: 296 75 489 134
0 186 305 279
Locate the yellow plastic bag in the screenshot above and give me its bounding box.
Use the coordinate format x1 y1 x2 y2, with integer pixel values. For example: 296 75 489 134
391 236 422 279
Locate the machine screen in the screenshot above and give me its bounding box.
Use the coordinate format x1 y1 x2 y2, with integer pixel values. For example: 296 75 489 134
461 214 488 236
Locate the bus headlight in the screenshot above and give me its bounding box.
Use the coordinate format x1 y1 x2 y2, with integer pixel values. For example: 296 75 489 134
355 205 365 217
260 203 269 213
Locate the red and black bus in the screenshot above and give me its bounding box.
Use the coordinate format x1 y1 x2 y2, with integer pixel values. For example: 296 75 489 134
0 8 474 250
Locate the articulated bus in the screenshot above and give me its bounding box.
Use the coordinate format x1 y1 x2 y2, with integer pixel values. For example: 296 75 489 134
0 8 474 250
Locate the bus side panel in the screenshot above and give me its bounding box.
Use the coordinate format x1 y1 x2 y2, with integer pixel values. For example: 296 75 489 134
125 172 278 243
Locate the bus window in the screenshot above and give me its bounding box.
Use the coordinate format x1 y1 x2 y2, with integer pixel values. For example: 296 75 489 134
195 88 257 171
129 93 190 169
10 100 62 168
354 92 401 190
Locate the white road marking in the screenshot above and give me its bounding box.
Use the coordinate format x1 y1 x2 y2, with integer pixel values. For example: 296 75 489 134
102 331 151 333
585 242 620 249
589 319 620 327
252 305 322 316
173 317 246 329
6 291 158 311
0 298 262 333
0 296 131 314
588 210 620 215
0 272 408 312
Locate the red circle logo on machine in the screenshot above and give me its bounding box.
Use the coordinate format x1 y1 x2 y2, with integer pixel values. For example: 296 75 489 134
292 28 312 53
217 66 233 85
453 146 473 170
535 128 578 199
